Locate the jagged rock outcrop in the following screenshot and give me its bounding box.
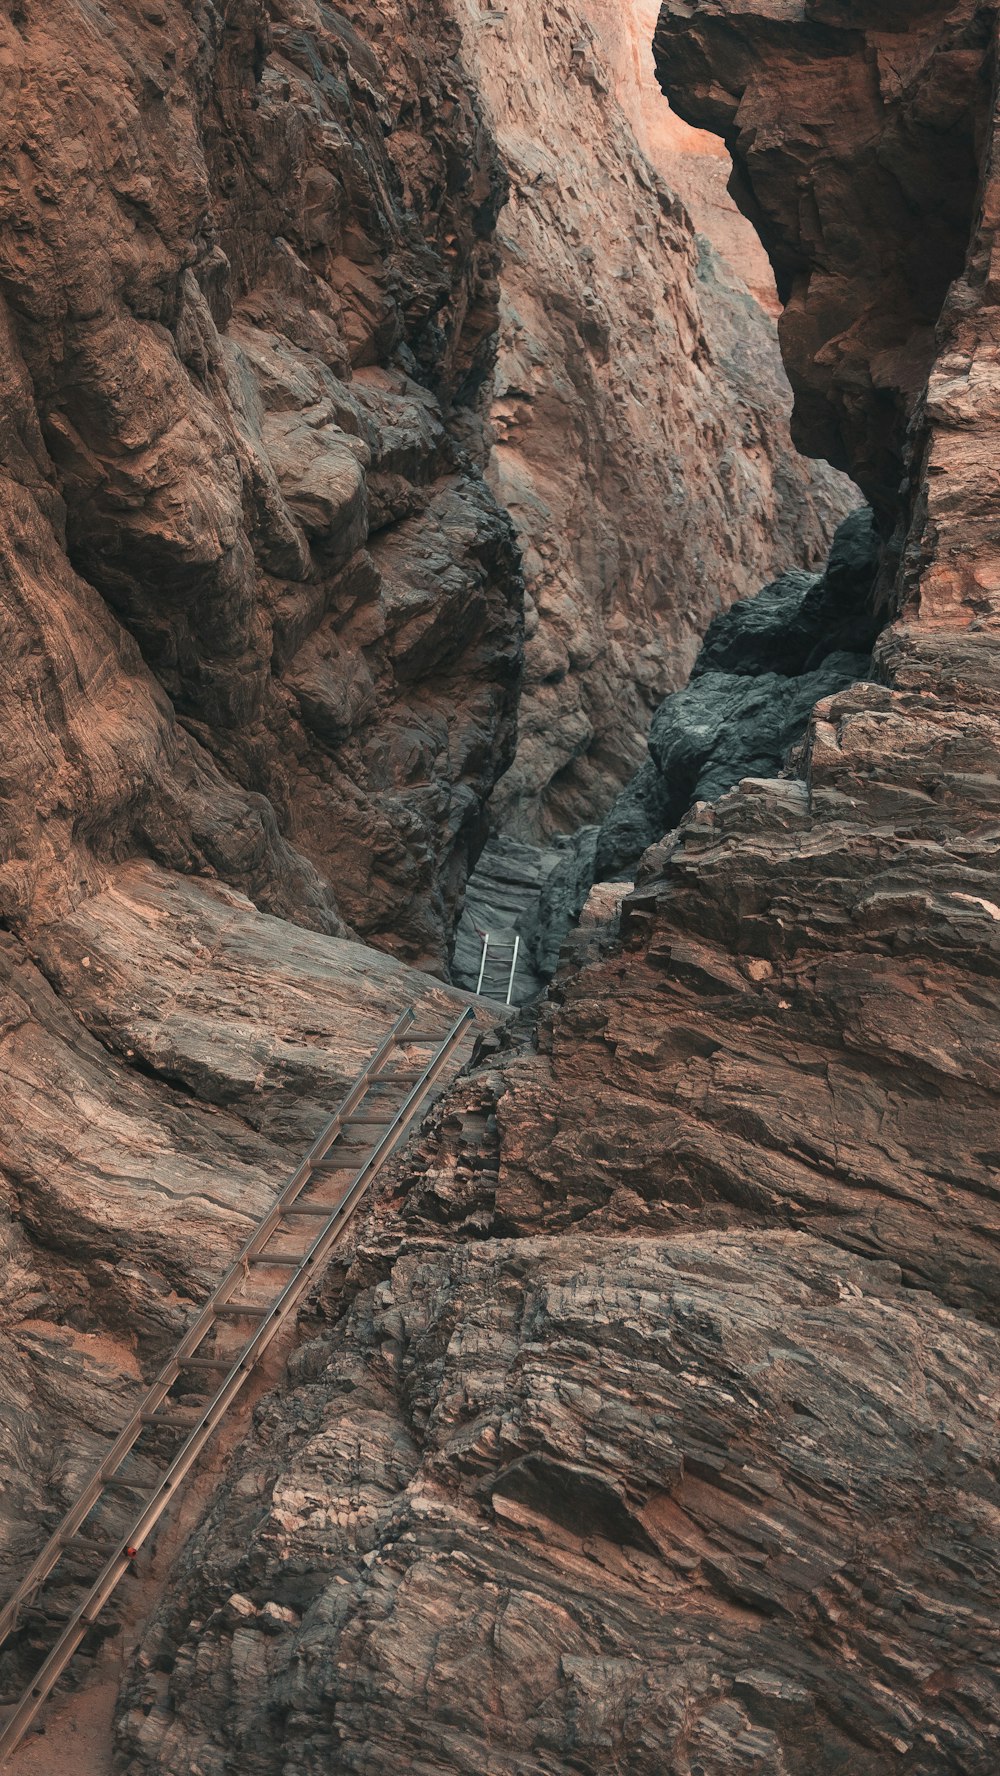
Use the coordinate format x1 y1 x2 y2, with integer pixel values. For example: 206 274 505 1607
454 0 856 841
654 0 997 517
597 506 881 874
108 8 1000 1776
115 1213 1000 1775
0 0 523 973
584 0 781 312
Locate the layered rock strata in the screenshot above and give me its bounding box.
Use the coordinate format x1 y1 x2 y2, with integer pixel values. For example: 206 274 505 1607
454 0 856 841
111 6 1000 1775
655 0 998 518
584 0 781 311
0 0 523 973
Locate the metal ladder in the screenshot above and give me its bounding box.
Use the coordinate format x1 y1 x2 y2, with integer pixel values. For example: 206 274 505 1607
0 1004 475 1763
474 931 520 1006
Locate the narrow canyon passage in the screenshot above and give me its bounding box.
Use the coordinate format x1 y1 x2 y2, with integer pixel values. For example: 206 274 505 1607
0 3 998 1776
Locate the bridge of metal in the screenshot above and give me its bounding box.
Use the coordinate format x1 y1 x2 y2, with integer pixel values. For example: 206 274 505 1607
0 1003 475 1763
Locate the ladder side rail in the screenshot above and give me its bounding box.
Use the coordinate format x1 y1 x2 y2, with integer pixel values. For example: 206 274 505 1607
0 1007 474 1764
475 933 490 996
0 1008 416 1650
505 935 521 1007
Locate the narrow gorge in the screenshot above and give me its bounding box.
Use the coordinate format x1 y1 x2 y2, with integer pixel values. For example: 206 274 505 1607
0 3 997 1775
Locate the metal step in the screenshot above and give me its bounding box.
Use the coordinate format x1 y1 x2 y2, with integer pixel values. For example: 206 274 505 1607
0 1001 476 1762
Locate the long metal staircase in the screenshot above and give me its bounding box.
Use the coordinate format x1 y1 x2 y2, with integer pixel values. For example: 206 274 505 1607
0 1003 475 1763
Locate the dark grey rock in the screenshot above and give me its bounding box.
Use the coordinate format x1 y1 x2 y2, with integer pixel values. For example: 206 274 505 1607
453 829 600 1004
648 652 871 813
596 508 879 875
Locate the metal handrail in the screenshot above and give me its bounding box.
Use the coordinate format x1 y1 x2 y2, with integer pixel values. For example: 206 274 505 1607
0 1005 475 1762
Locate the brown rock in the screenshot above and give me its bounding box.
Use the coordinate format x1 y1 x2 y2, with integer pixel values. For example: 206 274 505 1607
107 8 1000 1775
654 0 996 514
456 0 856 840
0 0 523 973
0 859 484 1694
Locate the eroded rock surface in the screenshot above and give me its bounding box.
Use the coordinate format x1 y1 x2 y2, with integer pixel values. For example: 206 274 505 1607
0 0 523 972
455 0 856 840
655 0 997 514
116 1225 1000 1776
597 506 882 874
586 0 781 312
108 8 1000 1776
452 827 599 1004
0 859 482 1707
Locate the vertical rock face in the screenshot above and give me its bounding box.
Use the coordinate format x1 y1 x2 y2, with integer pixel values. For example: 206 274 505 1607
584 0 781 312
113 8 1000 1776
654 0 997 515
452 0 856 842
0 0 523 973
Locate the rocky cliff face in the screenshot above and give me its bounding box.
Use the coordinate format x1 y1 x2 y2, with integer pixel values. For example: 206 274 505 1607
453 0 856 841
584 0 781 313
0 0 522 975
0 0 525 1739
106 7 1000 1776
655 0 997 520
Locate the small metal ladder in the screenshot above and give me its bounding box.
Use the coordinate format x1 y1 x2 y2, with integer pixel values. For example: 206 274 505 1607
0 1004 475 1763
475 931 520 1006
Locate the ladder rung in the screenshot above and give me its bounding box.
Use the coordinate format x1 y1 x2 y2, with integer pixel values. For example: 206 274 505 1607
281 1202 337 1218
398 1033 446 1042
178 1356 234 1371
214 1303 270 1318
339 1116 391 1126
368 1071 425 1083
248 1253 300 1267
99 1473 146 1492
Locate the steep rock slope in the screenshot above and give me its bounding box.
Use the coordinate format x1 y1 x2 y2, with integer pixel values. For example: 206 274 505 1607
115 7 1000 1775
452 0 856 841
0 0 524 1740
0 862 487 1710
0 0 522 973
655 0 996 517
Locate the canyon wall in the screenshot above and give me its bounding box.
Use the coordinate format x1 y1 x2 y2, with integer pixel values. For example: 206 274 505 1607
0 0 526 1736
110 7 1000 1775
0 0 523 977
584 0 781 312
453 0 855 841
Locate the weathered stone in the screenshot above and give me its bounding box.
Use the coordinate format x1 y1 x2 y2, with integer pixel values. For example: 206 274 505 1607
457 0 857 840
4 5 1000 1775
596 507 881 874
0 0 523 973
105 9 1000 1775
